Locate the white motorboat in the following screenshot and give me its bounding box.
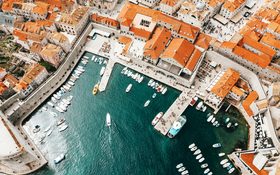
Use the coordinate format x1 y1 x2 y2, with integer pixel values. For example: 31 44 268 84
162 87 167 95
204 168 210 174
211 117 216 123
218 153 225 157
225 118 230 123
196 154 202 160
138 76 144 83
44 125 51 132
42 107 47 111
220 159 228 165
54 154 65 164
207 172 213 175
207 115 213 122
201 163 208 168
190 146 197 152
148 79 154 86
126 84 132 93
199 157 205 163
121 67 127 74
223 162 231 168
181 170 188 175
127 71 133 77
55 106 64 113
106 113 111 127
59 124 68 132
152 93 157 98
151 112 163 126
176 163 183 169
228 168 235 174
202 106 207 112
47 102 54 107
144 100 150 107
194 149 201 155
178 167 186 172
196 101 203 110
46 129 53 136
150 81 156 88
50 111 58 117
213 121 218 126
213 143 222 148
57 118 65 126
227 122 232 128
188 143 195 149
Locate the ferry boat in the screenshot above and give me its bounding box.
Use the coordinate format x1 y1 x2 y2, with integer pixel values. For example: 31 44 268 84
196 101 203 110
198 157 205 163
190 97 198 106
167 115 187 138
57 118 66 126
193 149 201 155
92 83 99 95
188 143 195 149
204 168 210 174
181 170 188 175
151 112 163 126
191 146 197 152
178 167 185 172
207 115 213 122
54 154 65 164
59 124 68 132
228 167 235 174
106 113 111 127
152 93 157 99
213 143 222 148
126 84 132 93
201 163 208 168
220 159 228 165
176 163 183 169
219 153 225 157
144 100 150 107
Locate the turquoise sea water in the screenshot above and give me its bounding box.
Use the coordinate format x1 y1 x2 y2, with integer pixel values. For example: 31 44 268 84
26 52 248 175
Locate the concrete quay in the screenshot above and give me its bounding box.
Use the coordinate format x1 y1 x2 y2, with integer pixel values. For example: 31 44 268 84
154 89 194 135
99 59 116 92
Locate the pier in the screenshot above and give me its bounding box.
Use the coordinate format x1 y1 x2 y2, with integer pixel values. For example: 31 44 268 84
99 59 116 92
154 89 194 135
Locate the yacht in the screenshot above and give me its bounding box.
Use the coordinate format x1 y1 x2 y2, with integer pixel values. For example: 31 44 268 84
126 84 132 93
220 159 228 165
201 163 208 168
204 168 210 174
92 83 99 95
218 153 225 157
178 167 185 172
144 100 150 107
193 149 201 155
228 167 235 174
191 146 197 152
151 112 163 126
190 97 198 106
196 101 203 110
54 154 65 164
199 157 205 163
167 115 187 138
176 163 183 169
188 143 195 149
181 170 188 175
106 113 111 127
59 124 68 132
57 118 66 126
213 143 222 148
162 87 167 95
207 115 213 122
196 154 202 160
152 93 157 99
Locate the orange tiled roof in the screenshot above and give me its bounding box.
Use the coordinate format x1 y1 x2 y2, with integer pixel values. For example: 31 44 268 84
240 29 262 41
220 41 237 49
160 0 178 7
242 91 258 117
4 74 18 87
241 36 276 57
32 1 49 15
21 64 46 85
0 82 8 95
233 46 271 68
144 27 171 59
231 86 244 96
161 38 195 66
240 153 268 175
255 8 279 21
118 36 132 54
184 48 202 72
261 33 280 50
246 18 268 32
92 13 119 28
222 0 245 12
194 33 212 49
211 68 240 98
1 0 22 12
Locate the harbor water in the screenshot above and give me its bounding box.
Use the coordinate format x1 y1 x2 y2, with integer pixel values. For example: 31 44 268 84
25 52 248 175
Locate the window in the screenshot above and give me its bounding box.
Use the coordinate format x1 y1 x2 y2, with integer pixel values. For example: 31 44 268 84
140 19 151 27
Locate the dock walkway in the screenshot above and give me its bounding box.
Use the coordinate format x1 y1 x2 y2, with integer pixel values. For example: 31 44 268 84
154 89 194 135
99 59 115 92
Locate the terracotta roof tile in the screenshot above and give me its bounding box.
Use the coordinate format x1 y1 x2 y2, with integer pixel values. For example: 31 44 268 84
240 152 269 175
184 48 201 72
194 33 212 49
261 33 280 50
242 91 259 117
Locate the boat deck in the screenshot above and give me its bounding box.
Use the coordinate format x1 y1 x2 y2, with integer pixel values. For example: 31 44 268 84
154 90 194 136
99 59 116 92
